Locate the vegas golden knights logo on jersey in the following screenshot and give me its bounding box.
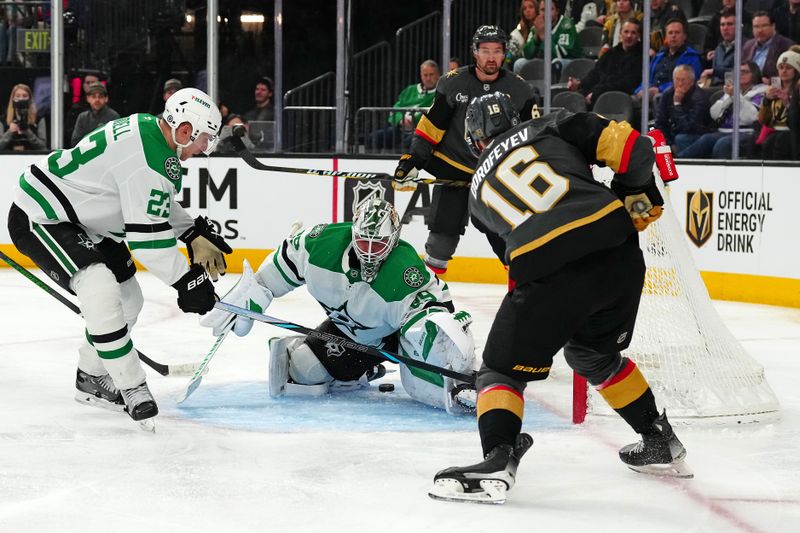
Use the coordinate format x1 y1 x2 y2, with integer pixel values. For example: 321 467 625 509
686 190 713 247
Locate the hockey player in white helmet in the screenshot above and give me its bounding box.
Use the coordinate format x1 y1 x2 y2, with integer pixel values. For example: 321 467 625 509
201 198 476 413
7 87 232 430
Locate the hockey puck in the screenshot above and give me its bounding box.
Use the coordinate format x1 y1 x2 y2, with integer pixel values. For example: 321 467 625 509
378 383 395 393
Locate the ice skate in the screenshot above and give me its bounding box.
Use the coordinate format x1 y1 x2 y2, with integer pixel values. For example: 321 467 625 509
428 433 533 504
74 369 125 412
121 382 158 432
619 411 693 478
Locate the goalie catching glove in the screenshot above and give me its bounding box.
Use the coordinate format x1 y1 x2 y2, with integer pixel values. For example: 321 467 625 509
611 178 664 232
199 259 273 336
180 216 233 281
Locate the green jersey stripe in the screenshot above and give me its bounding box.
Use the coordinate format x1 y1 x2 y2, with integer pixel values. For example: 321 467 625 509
96 339 134 360
32 223 78 274
19 174 58 220
272 251 301 287
400 308 444 336
128 237 177 250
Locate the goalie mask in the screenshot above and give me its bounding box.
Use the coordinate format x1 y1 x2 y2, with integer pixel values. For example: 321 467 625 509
465 91 520 157
163 88 222 158
351 198 401 282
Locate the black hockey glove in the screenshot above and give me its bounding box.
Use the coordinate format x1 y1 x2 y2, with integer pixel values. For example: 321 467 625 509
173 264 217 315
611 177 664 232
180 216 233 281
394 153 425 182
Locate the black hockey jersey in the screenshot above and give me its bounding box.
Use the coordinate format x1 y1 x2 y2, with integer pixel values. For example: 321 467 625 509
411 66 536 181
468 111 656 283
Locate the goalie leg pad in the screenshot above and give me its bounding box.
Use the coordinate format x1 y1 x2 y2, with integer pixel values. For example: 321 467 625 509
268 336 333 397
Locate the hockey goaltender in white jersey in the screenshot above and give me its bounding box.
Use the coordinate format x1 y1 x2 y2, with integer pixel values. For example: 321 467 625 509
201 198 476 413
7 88 232 430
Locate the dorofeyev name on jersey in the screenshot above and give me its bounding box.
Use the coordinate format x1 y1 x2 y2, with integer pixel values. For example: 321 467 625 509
470 128 530 198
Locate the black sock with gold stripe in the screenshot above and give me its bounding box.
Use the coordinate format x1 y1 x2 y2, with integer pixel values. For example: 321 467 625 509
477 384 525 456
595 358 659 434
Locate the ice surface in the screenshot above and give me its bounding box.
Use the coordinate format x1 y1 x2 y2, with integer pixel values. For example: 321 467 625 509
1 270 798 532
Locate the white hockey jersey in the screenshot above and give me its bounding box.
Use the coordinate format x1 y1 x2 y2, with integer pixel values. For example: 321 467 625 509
13 114 194 285
256 222 453 347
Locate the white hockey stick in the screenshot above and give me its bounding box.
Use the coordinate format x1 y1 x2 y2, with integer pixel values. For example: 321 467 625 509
175 317 236 403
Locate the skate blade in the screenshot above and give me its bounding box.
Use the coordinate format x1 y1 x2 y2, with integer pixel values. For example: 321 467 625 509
74 392 125 412
136 418 156 433
428 479 507 504
628 458 694 479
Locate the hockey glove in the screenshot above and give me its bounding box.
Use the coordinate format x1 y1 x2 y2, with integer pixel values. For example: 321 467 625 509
199 259 273 336
173 264 217 315
394 153 425 184
180 216 233 281
611 179 664 232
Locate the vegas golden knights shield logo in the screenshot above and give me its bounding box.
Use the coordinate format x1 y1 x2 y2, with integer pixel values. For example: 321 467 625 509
686 190 713 247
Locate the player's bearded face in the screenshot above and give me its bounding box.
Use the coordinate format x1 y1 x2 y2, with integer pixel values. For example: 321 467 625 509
475 43 504 76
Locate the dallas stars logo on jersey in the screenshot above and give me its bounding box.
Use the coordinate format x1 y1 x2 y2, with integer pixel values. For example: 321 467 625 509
164 156 181 182
403 267 424 288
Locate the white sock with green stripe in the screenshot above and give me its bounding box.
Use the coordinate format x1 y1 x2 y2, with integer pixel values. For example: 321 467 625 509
72 264 145 390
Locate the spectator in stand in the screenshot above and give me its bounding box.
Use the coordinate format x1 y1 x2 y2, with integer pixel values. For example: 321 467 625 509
649 0 687 53
367 59 440 152
243 76 275 123
449 57 461 72
514 0 583 75
217 114 256 154
600 0 643 56
756 48 800 159
681 61 767 159
65 72 101 146
773 0 800 43
568 19 643 106
635 18 701 101
156 79 183 119
699 10 737 88
743 12 794 83
704 0 752 53
507 0 539 68
0 83 46 151
70 82 119 147
655 64 713 154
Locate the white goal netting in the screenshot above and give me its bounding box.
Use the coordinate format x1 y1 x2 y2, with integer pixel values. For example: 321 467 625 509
581 171 780 424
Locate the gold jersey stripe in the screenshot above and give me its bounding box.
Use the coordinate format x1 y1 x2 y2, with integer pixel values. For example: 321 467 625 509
432 150 475 174
509 199 624 261
597 364 650 409
596 121 635 172
416 115 446 144
477 388 525 419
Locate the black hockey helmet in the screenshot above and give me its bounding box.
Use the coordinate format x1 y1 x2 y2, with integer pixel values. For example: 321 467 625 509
465 92 520 156
472 25 508 53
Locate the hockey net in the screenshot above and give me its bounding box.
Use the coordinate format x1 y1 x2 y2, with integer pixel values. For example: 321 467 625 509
572 169 780 425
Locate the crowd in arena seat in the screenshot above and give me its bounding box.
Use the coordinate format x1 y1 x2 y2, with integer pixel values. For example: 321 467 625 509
506 0 800 160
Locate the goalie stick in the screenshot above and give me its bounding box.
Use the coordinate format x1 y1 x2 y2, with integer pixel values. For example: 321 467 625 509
175 317 235 403
0 250 201 377
214 301 477 384
228 127 468 187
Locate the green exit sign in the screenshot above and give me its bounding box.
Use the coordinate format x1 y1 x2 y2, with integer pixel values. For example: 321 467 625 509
18 29 50 53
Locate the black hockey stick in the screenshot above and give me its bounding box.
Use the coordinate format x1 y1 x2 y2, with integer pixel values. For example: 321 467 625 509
214 301 477 384
0 250 200 377
228 128 469 187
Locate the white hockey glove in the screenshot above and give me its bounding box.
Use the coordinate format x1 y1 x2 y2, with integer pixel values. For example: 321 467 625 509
180 216 233 281
199 259 273 336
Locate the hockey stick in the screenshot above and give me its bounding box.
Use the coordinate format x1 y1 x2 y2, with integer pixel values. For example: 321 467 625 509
228 129 469 187
214 301 477 384
0 250 201 377
175 317 235 403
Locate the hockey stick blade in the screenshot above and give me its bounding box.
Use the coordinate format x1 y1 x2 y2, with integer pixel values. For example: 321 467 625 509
214 301 476 384
176 318 235 404
0 250 200 378
229 134 468 187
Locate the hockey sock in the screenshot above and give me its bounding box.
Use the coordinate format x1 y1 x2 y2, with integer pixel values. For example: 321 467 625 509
595 358 659 434
477 384 524 456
